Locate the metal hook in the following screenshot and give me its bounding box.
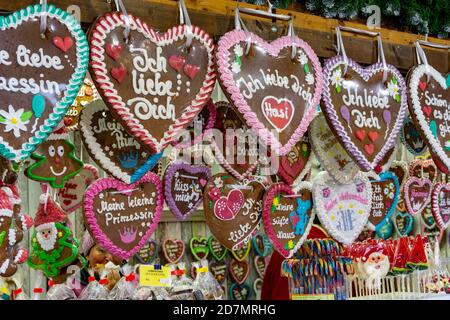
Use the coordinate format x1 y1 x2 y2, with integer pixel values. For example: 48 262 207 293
179 0 193 49
40 0 48 38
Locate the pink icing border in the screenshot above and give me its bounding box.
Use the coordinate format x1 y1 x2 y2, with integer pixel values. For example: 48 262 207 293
62 164 99 213
216 30 323 156
162 238 185 264
83 172 163 260
403 176 432 216
89 12 216 153
229 259 250 285
262 182 313 258
431 182 450 230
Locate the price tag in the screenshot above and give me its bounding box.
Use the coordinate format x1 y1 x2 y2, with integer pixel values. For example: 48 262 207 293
197 267 209 273
139 265 171 287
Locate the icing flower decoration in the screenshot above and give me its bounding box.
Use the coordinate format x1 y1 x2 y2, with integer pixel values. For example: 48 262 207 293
331 67 343 92
231 61 241 74
287 240 295 250
387 77 401 102
298 52 308 65
0 105 32 138
322 188 331 198
356 183 365 193
305 73 315 85
272 195 280 206
214 177 223 188
234 44 243 57
208 187 221 201
232 44 243 74
384 188 389 195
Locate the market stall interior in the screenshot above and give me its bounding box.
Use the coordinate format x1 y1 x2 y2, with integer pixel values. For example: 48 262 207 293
0 0 448 300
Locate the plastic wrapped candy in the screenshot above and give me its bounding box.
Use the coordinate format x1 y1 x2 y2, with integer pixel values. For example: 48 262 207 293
132 286 170 300
169 262 199 300
12 288 28 300
192 259 224 300
78 269 109 300
109 264 138 300
47 279 77 300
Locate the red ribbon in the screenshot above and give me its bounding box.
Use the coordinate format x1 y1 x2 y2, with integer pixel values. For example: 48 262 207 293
33 288 43 294
48 280 54 287
88 276 96 283
125 273 135 282
99 278 108 285
13 288 22 296
171 269 185 276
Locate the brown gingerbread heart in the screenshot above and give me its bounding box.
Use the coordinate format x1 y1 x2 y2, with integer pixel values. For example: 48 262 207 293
162 238 185 264
254 256 267 278
229 259 250 285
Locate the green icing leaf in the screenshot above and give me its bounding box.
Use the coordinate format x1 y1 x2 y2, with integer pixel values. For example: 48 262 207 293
0 230 6 247
336 85 341 93
395 94 400 103
304 64 310 74
0 116 5 123
21 111 33 121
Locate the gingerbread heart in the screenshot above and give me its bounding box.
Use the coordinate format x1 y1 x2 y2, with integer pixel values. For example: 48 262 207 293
277 135 312 185
394 210 414 236
253 278 263 298
189 236 209 261
321 57 407 171
388 161 409 190
254 256 267 278
252 233 272 257
404 177 432 216
164 162 210 221
310 113 359 183
409 159 437 183
262 182 314 258
229 282 250 300
83 173 163 260
208 236 228 261
367 172 399 231
231 241 251 262
89 12 215 153
162 238 185 264
80 99 162 184
209 261 227 284
204 174 266 250
313 171 372 245
408 64 449 169
431 183 450 230
229 259 250 285
399 117 428 156
56 164 99 213
210 101 260 180
216 30 323 155
135 239 158 264
0 4 88 162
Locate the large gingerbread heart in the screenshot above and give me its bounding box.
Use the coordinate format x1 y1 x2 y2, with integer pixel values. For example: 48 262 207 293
83 172 163 260
408 65 449 169
0 4 88 162
210 101 260 180
321 57 407 171
80 96 162 184
204 174 266 250
89 12 215 153
313 171 372 245
216 30 323 156
163 161 210 221
310 113 359 183
431 183 450 230
262 182 314 258
399 116 428 156
56 164 99 213
277 135 312 186
367 172 399 231
404 177 432 216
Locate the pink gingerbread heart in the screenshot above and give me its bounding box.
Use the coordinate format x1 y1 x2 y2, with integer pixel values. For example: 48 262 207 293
214 189 245 220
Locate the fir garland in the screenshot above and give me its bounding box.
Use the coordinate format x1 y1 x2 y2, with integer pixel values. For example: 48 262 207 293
242 0 450 38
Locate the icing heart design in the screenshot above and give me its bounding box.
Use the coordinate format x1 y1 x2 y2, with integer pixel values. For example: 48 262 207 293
56 164 99 213
408 64 450 170
254 256 267 278
252 233 272 257
164 162 211 221
399 117 428 156
214 189 245 220
229 283 251 300
80 100 162 184
208 235 228 261
0 4 88 162
105 44 123 61
262 182 314 258
216 30 324 156
310 113 359 183
356 129 366 141
89 12 216 153
409 159 437 183
431 183 450 230
162 238 185 264
419 81 427 91
229 259 250 285
83 173 163 260
277 135 311 185
404 177 432 216
169 55 186 72
135 239 158 264
209 261 227 283
322 57 407 171
110 64 127 83
52 36 74 53
231 241 251 262
394 210 414 236
261 96 294 132
388 161 409 190
204 174 265 251
367 172 399 231
313 171 372 245
211 101 260 180
189 236 210 261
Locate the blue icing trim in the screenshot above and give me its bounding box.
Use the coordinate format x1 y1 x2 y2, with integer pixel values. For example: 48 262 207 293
370 171 399 232
446 74 450 89
0 4 88 162
229 283 251 300
130 152 163 183
375 218 393 239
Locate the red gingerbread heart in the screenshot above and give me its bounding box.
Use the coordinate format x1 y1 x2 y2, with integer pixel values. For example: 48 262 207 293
214 189 245 220
110 64 127 83
105 44 123 61
183 63 200 80
52 36 74 53
169 55 186 73
356 129 366 141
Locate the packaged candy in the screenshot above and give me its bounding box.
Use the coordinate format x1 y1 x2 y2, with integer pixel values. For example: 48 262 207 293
192 259 224 300
47 279 77 300
169 262 198 300
78 269 109 300
109 264 138 300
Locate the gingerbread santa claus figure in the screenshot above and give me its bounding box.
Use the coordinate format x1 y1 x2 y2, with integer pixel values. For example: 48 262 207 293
360 244 390 291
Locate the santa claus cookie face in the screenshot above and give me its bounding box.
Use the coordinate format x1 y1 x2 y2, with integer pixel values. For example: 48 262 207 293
36 223 58 252
363 251 390 277
26 139 84 188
